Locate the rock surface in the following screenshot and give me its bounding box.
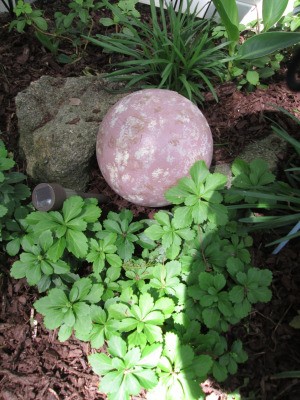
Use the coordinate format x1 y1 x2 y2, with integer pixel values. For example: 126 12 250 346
16 75 124 191
239 132 287 171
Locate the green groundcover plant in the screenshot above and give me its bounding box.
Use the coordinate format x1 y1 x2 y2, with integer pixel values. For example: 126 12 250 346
0 139 31 256
7 156 276 400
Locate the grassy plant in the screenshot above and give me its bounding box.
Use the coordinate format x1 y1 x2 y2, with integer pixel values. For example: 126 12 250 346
226 107 300 251
84 0 230 104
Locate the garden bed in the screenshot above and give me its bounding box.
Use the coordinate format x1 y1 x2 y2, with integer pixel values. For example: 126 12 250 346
0 1 300 399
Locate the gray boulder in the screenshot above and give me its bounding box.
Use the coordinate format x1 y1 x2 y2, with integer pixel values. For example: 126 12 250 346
16 75 125 191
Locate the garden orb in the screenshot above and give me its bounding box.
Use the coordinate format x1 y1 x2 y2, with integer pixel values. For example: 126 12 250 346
96 89 213 207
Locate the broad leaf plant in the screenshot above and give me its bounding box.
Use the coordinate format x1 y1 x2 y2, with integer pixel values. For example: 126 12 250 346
4 156 277 400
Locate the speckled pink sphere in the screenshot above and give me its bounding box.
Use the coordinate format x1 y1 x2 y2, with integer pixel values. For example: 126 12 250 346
96 89 213 207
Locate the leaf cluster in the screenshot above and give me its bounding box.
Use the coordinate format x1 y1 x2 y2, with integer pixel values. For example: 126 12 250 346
0 139 31 256
226 107 300 250
9 0 105 63
6 158 275 399
100 0 140 31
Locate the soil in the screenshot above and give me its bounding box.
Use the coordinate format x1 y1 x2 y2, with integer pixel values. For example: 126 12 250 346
0 1 300 400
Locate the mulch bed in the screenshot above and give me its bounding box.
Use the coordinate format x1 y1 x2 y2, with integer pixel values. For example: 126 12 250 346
0 1 300 399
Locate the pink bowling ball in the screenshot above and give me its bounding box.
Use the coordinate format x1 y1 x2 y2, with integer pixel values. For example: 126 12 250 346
96 89 213 207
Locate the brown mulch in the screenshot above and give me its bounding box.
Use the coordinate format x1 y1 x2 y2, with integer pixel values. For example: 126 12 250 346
1 1 300 399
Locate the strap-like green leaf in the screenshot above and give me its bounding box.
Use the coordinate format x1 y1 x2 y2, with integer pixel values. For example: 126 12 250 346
238 32 300 59
262 0 289 32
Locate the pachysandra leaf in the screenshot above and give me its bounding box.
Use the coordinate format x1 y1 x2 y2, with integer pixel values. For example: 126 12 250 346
47 237 66 261
124 347 141 368
213 362 228 382
43 310 65 330
58 324 73 342
144 224 164 241
26 264 42 285
69 277 92 302
190 160 210 187
173 206 193 228
173 344 194 369
62 196 84 223
88 352 113 375
108 336 127 359
85 283 104 303
108 303 130 320
193 354 213 377
38 230 53 252
63 308 76 327
229 285 245 303
202 308 220 328
88 325 105 349
66 229 88 258
144 324 163 343
132 368 158 389
154 211 170 226
65 217 87 232
155 297 175 316
99 370 124 394
143 310 164 324
192 201 208 224
139 343 163 368
10 260 27 279
165 185 188 204
166 242 181 260
233 299 251 319
81 201 101 223
128 331 147 349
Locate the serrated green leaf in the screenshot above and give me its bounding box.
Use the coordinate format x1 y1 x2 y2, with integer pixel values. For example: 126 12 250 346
6 238 21 256
138 343 162 368
144 224 164 241
69 278 92 302
144 324 163 343
190 160 210 187
85 283 104 303
58 324 73 341
213 362 228 381
202 308 220 328
108 336 127 358
128 330 147 349
124 347 141 368
10 260 27 279
89 352 113 375
62 196 84 222
132 368 158 390
99 370 124 394
26 264 42 285
173 206 193 229
193 354 213 377
229 285 245 303
108 303 130 320
66 229 88 258
47 237 66 261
